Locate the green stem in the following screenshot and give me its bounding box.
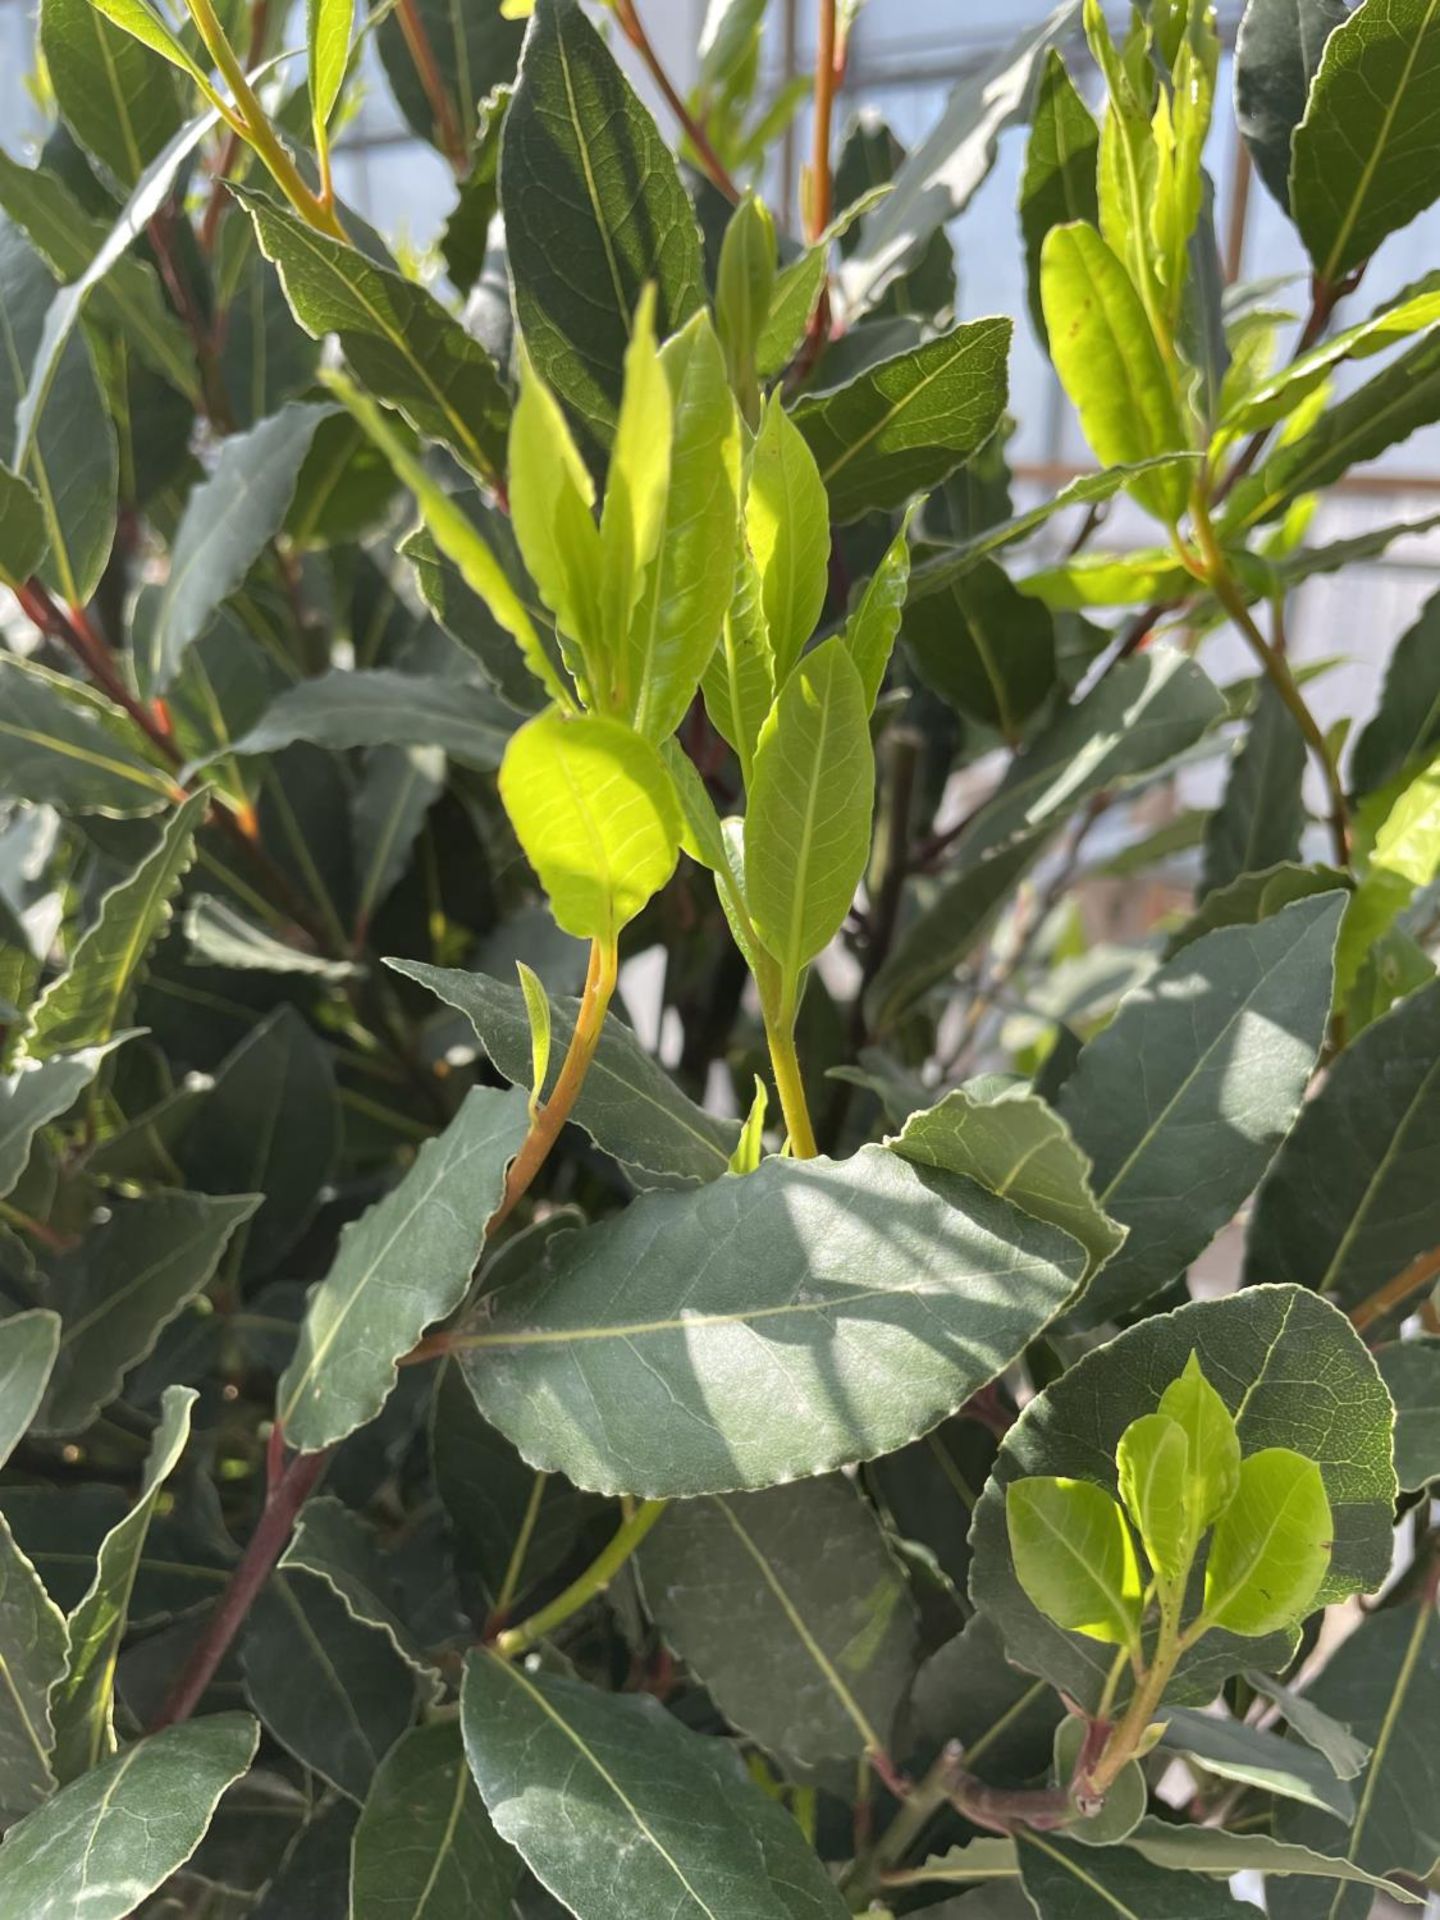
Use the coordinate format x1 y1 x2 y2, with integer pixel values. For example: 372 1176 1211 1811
764 994 819 1159
493 1500 668 1658
1189 495 1351 871
183 0 347 238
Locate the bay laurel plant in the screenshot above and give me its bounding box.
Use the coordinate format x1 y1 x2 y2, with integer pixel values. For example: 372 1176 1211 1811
4 0 1440 1911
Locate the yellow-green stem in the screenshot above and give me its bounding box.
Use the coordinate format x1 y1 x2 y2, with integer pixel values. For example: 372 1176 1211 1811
183 0 347 238
1189 494 1351 871
765 1001 819 1158
494 1499 668 1658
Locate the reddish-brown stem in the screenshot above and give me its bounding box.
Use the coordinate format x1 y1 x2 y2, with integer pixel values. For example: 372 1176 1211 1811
1350 1245 1440 1338
395 0 468 176
18 579 333 945
16 581 181 766
151 1443 330 1731
148 206 233 428
808 0 839 242
200 0 272 252
612 0 740 202
492 937 619 1227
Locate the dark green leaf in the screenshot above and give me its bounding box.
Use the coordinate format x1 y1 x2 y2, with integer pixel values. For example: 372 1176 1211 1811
1058 891 1345 1324
390 961 740 1187
177 1006 339 1281
460 1653 848 1920
458 1144 1088 1498
0 1309 60 1468
182 895 360 980
1161 1705 1354 1818
1271 1602 1440 1920
241 1570 417 1802
1017 1830 1249 1918
903 553 1056 739
352 1719 519 1918
377 0 521 155
1164 859 1349 957
890 1085 1125 1282
48 1386 196 1780
1019 51 1099 345
39 0 181 188
149 406 333 693
638 1475 919 1764
0 1712 259 1920
0 460 47 586
1243 976 1440 1331
839 4 1074 314
1375 1338 1440 1489
1351 586 1440 792
1201 680 1308 896
352 745 446 929
792 318 1011 523
224 667 515 770
22 790 205 1056
235 186 510 483
0 1511 67 1820
37 1196 257 1435
277 1085 530 1453
0 218 117 604
1242 1670 1372 1779
499 0 704 465
969 1286 1397 1708
280 1497 439 1688
1235 0 1348 211
1123 1816 1422 1903
867 829 1050 1029
0 147 197 400
1290 0 1440 283
431 1352 603 1616
0 1047 117 1204
908 1611 1064 1784
956 648 1226 865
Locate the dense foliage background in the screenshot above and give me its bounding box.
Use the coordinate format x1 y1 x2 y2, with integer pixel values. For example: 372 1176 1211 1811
3 0 1440 1914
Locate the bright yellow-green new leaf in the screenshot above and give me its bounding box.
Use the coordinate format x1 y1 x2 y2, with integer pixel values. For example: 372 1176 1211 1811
499 709 682 946
701 542 775 786
1157 1349 1241 1530
510 350 603 693
1202 1447 1333 1637
1007 1475 1144 1648
322 369 568 709
747 391 831 686
1336 753 1440 999
1040 221 1191 526
308 0 354 144
728 1076 769 1174
1116 1411 1193 1590
599 287 671 689
516 960 551 1119
627 312 741 742
84 0 216 92
746 635 874 987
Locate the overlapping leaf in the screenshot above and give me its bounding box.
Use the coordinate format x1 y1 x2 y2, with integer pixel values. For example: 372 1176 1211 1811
460 1654 848 1920
458 1144 1088 1497
969 1286 1397 1708
1058 891 1345 1324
